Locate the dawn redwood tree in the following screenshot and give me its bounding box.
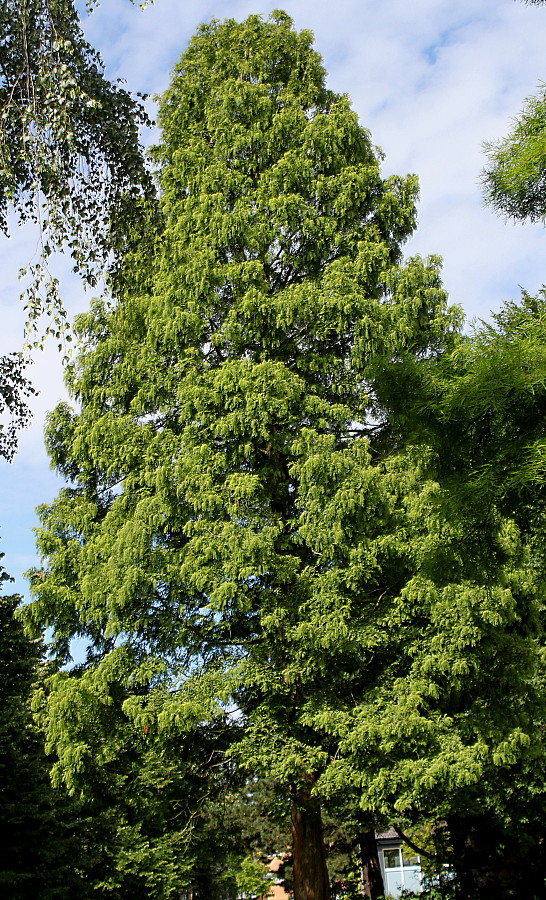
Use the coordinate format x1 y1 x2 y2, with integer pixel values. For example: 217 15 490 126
26 7 452 887
25 12 542 899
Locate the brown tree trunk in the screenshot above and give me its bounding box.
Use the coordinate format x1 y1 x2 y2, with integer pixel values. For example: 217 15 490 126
291 781 331 900
356 828 385 899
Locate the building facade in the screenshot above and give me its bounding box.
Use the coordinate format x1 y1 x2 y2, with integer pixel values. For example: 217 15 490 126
375 829 424 897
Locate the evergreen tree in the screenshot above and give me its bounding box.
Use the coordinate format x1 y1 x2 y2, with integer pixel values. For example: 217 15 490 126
0 558 45 898
0 555 88 899
2 553 236 898
25 12 544 899
33 659 246 897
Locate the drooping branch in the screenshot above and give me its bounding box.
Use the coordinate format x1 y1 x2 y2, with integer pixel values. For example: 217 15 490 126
0 0 157 346
0 353 35 460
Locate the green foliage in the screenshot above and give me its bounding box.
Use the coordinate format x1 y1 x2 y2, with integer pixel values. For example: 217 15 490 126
0 354 35 459
483 88 546 222
370 291 546 897
0 554 93 899
31 656 245 897
404 290 546 509
1 554 246 897
25 11 546 894
0 0 155 345
233 855 271 896
0 561 44 897
481 0 546 223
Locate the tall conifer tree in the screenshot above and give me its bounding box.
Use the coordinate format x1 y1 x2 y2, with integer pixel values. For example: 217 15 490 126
27 13 544 898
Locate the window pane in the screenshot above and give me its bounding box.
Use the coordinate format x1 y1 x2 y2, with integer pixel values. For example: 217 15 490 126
402 847 419 867
384 848 401 868
404 869 423 892
386 871 404 894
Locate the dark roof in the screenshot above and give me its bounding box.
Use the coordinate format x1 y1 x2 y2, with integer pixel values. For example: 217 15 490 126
375 827 399 840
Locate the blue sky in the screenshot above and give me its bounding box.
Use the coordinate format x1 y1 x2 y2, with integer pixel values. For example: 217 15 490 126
1 0 546 602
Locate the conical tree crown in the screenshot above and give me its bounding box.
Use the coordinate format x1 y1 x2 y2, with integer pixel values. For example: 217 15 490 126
136 11 436 390
31 20 536 878
31 9 456 738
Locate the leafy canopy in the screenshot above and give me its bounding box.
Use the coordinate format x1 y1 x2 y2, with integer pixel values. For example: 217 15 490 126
0 0 154 344
0 354 35 461
25 13 546 892
482 0 546 222
483 89 546 223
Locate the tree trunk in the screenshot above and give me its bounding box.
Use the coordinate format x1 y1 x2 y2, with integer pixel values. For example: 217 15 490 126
356 828 385 899
291 781 331 900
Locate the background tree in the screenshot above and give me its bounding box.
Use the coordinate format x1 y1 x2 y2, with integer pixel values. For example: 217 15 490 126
32 650 253 898
0 555 48 898
25 12 545 900
364 293 546 898
0 553 97 899
0 353 34 460
423 1 546 880
483 1 546 221
483 88 546 223
477 7 546 889
0 558 246 900
0 0 155 343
